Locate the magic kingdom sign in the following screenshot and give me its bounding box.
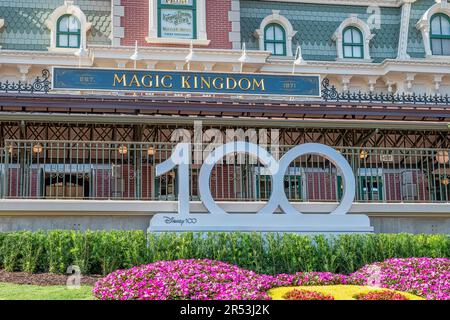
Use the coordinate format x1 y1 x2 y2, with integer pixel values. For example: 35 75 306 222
52 67 320 97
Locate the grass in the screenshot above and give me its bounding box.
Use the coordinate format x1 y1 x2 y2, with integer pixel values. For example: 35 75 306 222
268 285 425 300
0 283 94 300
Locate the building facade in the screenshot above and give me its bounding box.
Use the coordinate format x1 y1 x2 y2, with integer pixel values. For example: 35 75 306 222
0 0 450 233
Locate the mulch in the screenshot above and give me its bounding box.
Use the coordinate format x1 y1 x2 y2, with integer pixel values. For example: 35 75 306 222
0 269 102 286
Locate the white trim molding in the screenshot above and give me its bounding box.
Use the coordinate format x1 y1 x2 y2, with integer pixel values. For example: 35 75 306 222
332 14 374 62
111 0 125 46
228 0 241 50
0 18 4 49
417 0 450 58
45 0 92 52
397 0 414 60
255 10 297 57
146 0 210 46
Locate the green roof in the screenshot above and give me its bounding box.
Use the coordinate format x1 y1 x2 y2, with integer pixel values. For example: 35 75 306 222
0 0 111 51
240 0 434 63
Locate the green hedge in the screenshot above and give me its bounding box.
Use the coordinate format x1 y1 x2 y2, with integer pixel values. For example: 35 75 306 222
0 231 448 275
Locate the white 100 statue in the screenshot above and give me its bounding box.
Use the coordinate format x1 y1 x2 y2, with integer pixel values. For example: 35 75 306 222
149 142 373 233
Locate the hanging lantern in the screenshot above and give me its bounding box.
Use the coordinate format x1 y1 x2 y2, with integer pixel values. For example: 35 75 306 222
32 143 43 154
442 178 450 186
147 146 155 156
436 151 449 164
118 145 128 155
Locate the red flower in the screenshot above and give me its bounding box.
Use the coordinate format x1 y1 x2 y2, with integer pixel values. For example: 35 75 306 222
283 289 334 300
354 290 409 300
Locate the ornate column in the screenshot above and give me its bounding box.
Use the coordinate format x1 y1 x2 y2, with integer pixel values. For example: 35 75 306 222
397 1 415 60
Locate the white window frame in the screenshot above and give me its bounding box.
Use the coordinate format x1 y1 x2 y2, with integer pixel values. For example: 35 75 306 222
332 15 373 62
45 1 91 53
255 10 297 57
146 0 210 46
416 0 450 58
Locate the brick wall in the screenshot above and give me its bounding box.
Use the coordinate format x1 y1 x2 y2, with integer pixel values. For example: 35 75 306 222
120 0 232 49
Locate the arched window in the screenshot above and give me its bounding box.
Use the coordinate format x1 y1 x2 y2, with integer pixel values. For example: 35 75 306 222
264 23 286 56
57 15 81 48
430 13 450 56
343 26 364 59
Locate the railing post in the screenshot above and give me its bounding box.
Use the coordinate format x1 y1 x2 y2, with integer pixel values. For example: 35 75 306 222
3 142 10 199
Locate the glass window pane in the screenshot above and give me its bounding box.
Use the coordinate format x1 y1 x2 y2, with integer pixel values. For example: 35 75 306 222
59 35 68 47
275 43 284 55
432 39 443 55
352 29 362 43
274 25 284 41
265 26 274 41
266 43 275 55
68 16 80 32
344 29 352 43
353 46 362 58
344 45 353 57
59 16 68 32
431 16 442 35
442 39 450 55
69 35 79 48
442 16 450 36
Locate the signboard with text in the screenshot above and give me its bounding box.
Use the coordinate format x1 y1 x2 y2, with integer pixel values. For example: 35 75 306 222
52 67 321 97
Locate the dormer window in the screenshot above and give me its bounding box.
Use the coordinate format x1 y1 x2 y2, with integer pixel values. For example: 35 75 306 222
57 15 81 48
45 1 91 52
255 10 297 57
343 26 364 59
332 15 373 62
264 23 286 56
430 13 450 56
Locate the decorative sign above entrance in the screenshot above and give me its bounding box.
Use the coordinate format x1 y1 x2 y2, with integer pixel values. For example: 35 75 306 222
52 67 321 97
149 142 374 234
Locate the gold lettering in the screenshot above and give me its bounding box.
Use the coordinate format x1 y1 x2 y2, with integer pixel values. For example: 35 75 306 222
182 76 191 89
238 78 251 91
141 75 153 88
226 77 237 90
253 78 266 91
113 74 127 87
213 77 224 90
128 74 141 87
200 77 211 89
161 75 173 88
194 76 198 89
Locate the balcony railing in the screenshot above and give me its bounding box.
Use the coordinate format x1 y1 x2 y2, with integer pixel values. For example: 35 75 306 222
1 140 450 203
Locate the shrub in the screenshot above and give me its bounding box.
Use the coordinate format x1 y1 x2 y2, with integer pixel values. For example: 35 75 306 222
283 289 334 300
0 232 449 275
354 290 409 300
349 258 450 300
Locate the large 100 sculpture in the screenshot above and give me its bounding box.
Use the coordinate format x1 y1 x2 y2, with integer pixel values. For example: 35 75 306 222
149 142 373 233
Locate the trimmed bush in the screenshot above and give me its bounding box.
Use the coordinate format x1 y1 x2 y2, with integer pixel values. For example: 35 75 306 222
0 231 448 275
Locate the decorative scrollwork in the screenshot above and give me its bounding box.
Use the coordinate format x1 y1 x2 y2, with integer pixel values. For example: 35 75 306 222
321 78 450 105
0 69 50 94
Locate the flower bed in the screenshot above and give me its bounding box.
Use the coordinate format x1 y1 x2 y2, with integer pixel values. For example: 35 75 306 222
349 258 450 300
283 289 334 300
93 258 449 300
92 259 348 300
354 290 409 301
